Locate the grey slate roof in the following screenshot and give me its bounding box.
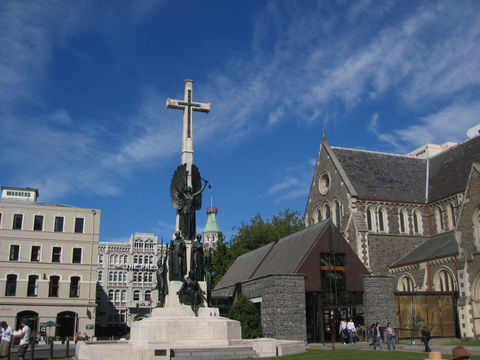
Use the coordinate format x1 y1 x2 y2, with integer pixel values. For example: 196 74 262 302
429 135 480 201
332 147 427 202
214 242 275 291
253 220 329 278
390 231 458 268
214 221 329 291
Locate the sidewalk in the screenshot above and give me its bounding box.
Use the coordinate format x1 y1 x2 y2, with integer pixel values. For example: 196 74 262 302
307 338 480 356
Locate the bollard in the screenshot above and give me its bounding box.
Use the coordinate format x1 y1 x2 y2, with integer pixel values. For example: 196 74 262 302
65 339 69 357
50 339 54 359
30 341 35 360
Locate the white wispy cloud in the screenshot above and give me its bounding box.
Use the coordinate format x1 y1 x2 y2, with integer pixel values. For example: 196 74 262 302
0 1 181 199
1 0 479 201
368 101 480 153
201 1 480 145
265 161 314 204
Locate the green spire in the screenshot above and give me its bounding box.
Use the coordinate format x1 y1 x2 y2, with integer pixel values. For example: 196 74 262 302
203 207 221 233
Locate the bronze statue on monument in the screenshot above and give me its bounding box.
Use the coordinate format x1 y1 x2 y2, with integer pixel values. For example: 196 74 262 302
168 231 187 281
170 163 208 240
190 234 205 281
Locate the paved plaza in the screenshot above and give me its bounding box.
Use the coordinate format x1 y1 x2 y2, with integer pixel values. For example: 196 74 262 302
308 338 480 357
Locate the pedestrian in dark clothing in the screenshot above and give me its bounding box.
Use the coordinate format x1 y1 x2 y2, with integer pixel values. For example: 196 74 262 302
421 325 431 353
373 322 383 350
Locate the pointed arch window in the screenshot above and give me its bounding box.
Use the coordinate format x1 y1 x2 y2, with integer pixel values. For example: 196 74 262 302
317 209 322 223
398 275 415 292
335 200 341 228
449 203 456 229
323 204 331 220
435 206 444 233
378 207 387 232
413 209 423 235
434 269 455 292
366 207 374 231
399 209 409 234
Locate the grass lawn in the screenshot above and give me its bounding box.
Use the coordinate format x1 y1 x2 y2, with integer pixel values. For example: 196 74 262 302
263 349 480 359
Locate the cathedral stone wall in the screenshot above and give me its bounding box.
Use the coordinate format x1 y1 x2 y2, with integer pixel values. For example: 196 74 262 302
242 274 306 341
363 275 397 328
368 234 425 275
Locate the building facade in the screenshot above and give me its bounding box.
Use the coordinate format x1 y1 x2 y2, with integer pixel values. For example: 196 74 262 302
96 233 164 337
304 130 480 338
0 186 99 338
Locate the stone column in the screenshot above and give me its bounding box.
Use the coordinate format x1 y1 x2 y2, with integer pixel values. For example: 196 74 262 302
363 275 397 328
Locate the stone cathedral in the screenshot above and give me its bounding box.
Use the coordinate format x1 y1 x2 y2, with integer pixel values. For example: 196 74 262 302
304 128 480 339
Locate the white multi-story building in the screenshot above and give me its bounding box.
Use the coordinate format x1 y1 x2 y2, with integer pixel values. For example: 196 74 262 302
0 186 100 338
96 233 164 337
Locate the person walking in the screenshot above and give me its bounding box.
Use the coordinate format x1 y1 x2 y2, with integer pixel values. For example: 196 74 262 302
368 323 375 345
339 319 348 344
421 324 431 353
12 319 31 360
0 321 13 360
373 322 383 350
385 322 396 351
451 346 472 360
347 318 356 344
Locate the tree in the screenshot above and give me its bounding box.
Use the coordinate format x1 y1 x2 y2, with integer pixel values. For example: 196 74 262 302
229 294 262 339
213 209 304 283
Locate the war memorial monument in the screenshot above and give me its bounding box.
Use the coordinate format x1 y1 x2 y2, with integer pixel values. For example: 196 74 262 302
76 80 305 359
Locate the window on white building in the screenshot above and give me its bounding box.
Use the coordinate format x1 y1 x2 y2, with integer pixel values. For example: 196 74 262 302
27 275 39 296
54 216 64 232
5 274 17 296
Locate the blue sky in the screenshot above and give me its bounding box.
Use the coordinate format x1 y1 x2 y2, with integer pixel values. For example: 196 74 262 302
1 0 479 243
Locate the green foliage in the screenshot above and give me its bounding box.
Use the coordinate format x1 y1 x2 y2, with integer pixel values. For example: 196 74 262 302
213 209 304 283
229 294 262 339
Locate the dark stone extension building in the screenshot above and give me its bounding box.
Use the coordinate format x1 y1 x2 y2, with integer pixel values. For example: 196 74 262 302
304 131 480 339
213 220 369 342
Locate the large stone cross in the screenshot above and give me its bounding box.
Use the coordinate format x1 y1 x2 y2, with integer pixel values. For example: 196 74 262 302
166 80 210 167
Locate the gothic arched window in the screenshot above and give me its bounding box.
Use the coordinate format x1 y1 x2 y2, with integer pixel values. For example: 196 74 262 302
378 207 388 232
413 209 423 235
398 275 415 292
435 206 444 233
433 269 455 292
335 200 341 228
399 208 409 234
366 207 374 231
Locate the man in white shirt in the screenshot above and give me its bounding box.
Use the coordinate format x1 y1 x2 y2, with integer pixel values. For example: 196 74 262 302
12 319 31 360
347 318 356 344
0 321 13 360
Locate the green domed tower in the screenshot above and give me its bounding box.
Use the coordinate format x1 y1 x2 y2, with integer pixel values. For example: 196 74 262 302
202 207 222 250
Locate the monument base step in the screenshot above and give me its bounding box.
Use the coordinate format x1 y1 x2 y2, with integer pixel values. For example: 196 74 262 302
170 346 257 359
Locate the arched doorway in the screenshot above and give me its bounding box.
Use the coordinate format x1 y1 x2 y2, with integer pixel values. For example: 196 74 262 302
56 311 77 339
16 311 39 332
